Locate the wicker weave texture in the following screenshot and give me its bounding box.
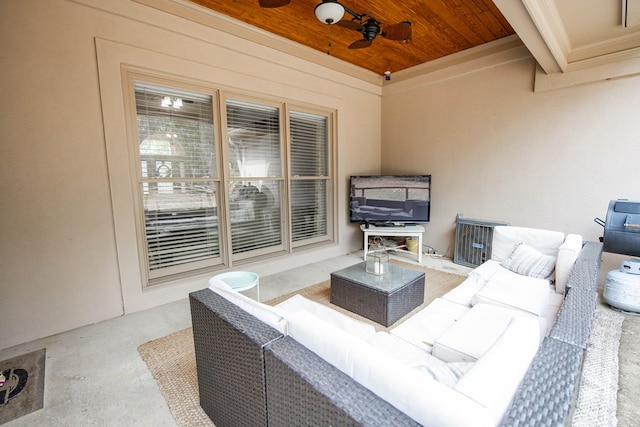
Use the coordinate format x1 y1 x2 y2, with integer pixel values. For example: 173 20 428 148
502 241 603 426
501 337 584 427
265 337 421 427
189 289 282 427
330 272 425 326
550 287 597 349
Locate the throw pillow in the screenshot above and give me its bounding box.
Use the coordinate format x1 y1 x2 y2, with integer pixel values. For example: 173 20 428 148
501 242 556 279
418 362 475 388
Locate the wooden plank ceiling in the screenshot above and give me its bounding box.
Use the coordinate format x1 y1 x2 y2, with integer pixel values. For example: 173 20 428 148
188 0 515 75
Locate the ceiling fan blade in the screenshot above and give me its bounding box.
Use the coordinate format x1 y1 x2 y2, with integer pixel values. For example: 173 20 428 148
336 19 363 31
382 21 412 41
258 0 290 8
348 39 373 49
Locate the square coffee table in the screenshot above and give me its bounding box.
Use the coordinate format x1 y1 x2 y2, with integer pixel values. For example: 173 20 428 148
330 262 425 326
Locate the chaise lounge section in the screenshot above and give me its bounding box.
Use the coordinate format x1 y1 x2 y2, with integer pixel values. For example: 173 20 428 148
189 228 602 426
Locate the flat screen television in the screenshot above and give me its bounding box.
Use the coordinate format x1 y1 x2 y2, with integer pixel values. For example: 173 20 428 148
349 175 431 225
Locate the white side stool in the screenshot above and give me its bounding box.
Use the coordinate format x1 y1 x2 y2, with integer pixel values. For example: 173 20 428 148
209 271 260 301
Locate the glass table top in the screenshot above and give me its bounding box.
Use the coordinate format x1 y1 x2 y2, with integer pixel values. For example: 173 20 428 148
331 262 425 293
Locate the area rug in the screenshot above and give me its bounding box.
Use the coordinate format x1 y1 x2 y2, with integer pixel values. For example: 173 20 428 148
0 348 46 424
137 328 214 427
572 309 624 427
264 262 467 332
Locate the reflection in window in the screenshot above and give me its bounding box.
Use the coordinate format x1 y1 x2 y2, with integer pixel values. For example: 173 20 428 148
226 99 283 255
134 82 220 275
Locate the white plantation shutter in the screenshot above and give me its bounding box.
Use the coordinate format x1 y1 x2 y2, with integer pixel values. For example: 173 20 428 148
226 99 283 257
134 82 221 277
289 110 330 243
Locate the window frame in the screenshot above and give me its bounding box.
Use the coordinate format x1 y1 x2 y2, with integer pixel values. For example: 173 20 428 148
123 71 337 287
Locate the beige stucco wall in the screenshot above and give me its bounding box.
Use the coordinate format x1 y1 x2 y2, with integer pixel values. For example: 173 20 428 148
382 49 640 264
0 0 381 348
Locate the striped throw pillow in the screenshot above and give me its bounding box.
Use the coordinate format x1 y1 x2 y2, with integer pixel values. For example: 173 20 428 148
501 242 556 279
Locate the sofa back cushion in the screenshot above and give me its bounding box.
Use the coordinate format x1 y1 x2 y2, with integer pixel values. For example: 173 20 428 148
491 226 565 263
286 309 364 375
209 280 288 334
276 294 375 339
555 233 583 294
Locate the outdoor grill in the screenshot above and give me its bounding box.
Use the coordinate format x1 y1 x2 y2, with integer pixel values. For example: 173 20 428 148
596 199 640 313
595 199 640 257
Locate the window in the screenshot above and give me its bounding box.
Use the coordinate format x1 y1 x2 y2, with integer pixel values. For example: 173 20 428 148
290 110 330 243
134 82 221 280
129 77 334 285
226 99 283 258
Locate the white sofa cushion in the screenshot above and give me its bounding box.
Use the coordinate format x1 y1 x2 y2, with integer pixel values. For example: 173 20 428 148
286 309 362 375
471 266 551 317
433 303 542 363
348 339 494 427
491 226 565 262
454 315 540 426
441 267 492 307
365 332 444 368
418 362 475 388
390 298 470 352
555 233 583 294
433 304 517 363
501 242 556 279
276 294 375 339
209 280 288 334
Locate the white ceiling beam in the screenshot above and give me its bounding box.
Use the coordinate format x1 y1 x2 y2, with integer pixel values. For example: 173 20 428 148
492 0 563 73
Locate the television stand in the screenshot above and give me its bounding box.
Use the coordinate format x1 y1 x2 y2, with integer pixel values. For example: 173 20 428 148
361 224 425 263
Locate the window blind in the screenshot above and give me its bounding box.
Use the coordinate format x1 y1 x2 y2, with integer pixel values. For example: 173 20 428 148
290 110 329 242
226 99 283 255
134 82 220 275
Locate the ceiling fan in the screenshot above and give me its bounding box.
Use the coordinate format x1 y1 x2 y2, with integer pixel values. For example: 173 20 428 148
258 0 412 49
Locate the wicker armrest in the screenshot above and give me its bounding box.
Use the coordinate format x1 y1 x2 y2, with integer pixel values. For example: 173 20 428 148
502 241 603 426
264 336 421 427
500 337 585 427
189 289 283 427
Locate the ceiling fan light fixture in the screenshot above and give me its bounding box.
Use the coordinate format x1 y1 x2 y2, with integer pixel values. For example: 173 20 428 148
314 0 345 25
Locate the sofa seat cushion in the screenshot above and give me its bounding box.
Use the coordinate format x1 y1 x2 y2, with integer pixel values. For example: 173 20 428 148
209 280 288 334
441 267 491 307
418 362 475 388
348 339 494 427
390 298 470 352
365 332 444 368
453 315 541 425
276 294 375 339
471 266 551 317
432 304 542 363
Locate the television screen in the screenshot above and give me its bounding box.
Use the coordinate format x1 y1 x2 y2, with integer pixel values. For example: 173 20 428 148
349 175 431 224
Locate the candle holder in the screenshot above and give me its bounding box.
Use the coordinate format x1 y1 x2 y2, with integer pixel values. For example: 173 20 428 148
366 250 389 275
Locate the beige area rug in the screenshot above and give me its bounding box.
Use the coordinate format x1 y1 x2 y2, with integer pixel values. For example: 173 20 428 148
137 328 215 427
572 309 624 427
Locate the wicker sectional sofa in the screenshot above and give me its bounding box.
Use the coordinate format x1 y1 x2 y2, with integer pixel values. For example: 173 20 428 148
189 238 603 426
